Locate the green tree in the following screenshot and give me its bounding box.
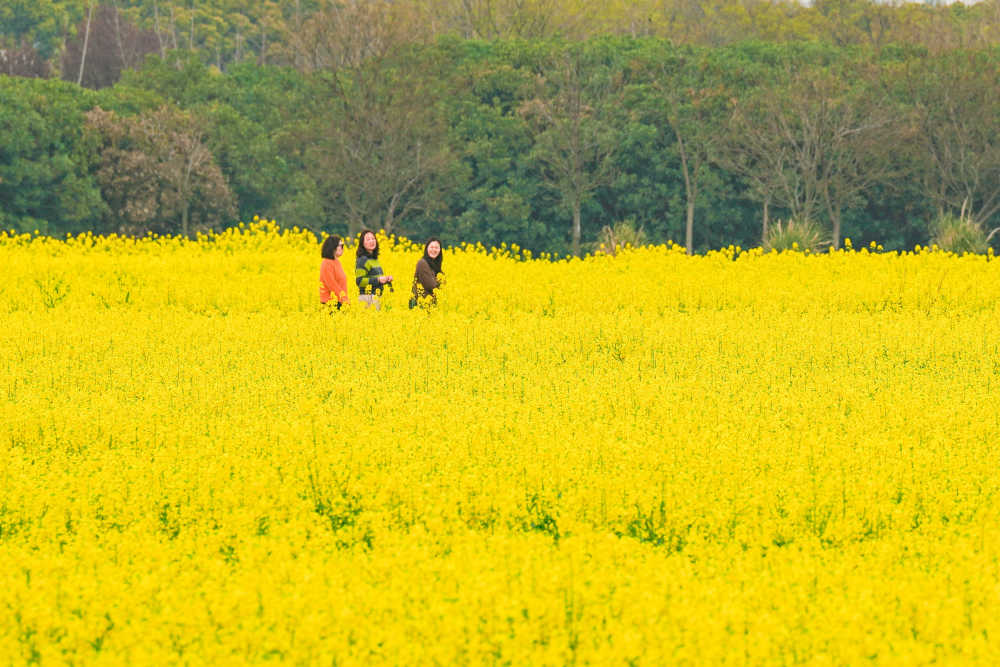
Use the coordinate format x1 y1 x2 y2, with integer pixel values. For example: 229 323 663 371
287 0 424 73
115 53 320 226
426 0 588 40
439 46 547 249
199 63 320 226
86 105 235 236
727 54 899 248
905 49 1000 227
0 0 81 60
519 41 623 256
306 46 460 235
0 77 105 234
631 44 731 254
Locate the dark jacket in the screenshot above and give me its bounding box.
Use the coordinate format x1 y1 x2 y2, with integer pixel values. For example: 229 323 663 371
411 257 441 304
356 255 386 295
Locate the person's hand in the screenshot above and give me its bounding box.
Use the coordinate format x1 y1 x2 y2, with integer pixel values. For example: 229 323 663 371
379 275 392 284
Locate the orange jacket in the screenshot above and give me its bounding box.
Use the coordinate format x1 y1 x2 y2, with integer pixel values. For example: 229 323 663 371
319 258 349 304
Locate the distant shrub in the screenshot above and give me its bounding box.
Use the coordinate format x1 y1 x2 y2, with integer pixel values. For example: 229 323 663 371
930 208 994 255
594 220 647 256
764 218 826 253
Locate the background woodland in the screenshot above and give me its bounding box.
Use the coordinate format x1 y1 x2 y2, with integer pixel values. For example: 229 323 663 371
1 0 998 254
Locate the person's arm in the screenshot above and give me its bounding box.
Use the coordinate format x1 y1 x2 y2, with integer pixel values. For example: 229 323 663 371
357 258 389 293
334 261 350 303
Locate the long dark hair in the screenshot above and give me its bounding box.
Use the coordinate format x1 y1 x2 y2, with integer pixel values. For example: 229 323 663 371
321 235 342 260
356 229 379 260
423 237 443 275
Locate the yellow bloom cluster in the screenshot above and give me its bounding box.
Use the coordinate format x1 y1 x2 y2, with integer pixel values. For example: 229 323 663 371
2 223 1000 664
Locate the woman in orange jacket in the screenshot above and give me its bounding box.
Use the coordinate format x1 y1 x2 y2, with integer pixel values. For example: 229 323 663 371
319 235 349 310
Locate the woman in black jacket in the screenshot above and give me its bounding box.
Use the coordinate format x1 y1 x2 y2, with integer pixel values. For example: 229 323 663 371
410 238 443 307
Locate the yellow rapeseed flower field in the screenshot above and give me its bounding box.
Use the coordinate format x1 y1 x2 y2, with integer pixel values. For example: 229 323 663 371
2 222 1000 664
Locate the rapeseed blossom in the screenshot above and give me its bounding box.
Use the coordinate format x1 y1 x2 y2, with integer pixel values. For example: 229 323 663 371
2 222 1000 663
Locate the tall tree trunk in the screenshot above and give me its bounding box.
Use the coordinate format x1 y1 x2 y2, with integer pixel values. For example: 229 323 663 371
384 205 396 235
189 9 196 51
675 126 695 255
153 0 166 57
686 198 695 256
169 5 179 50
762 197 770 243
294 0 303 69
182 152 196 237
77 0 95 86
571 198 582 258
113 1 128 70
822 182 842 248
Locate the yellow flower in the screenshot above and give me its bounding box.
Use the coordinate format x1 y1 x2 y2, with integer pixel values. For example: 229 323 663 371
2 223 999 663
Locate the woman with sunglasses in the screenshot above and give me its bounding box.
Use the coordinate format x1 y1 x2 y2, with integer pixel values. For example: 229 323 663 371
319 235 349 310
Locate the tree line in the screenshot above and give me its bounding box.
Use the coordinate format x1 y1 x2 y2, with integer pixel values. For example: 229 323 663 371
1 2 998 254
4 1 999 76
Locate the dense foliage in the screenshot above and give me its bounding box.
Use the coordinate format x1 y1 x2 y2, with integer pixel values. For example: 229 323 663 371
1 1 998 254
